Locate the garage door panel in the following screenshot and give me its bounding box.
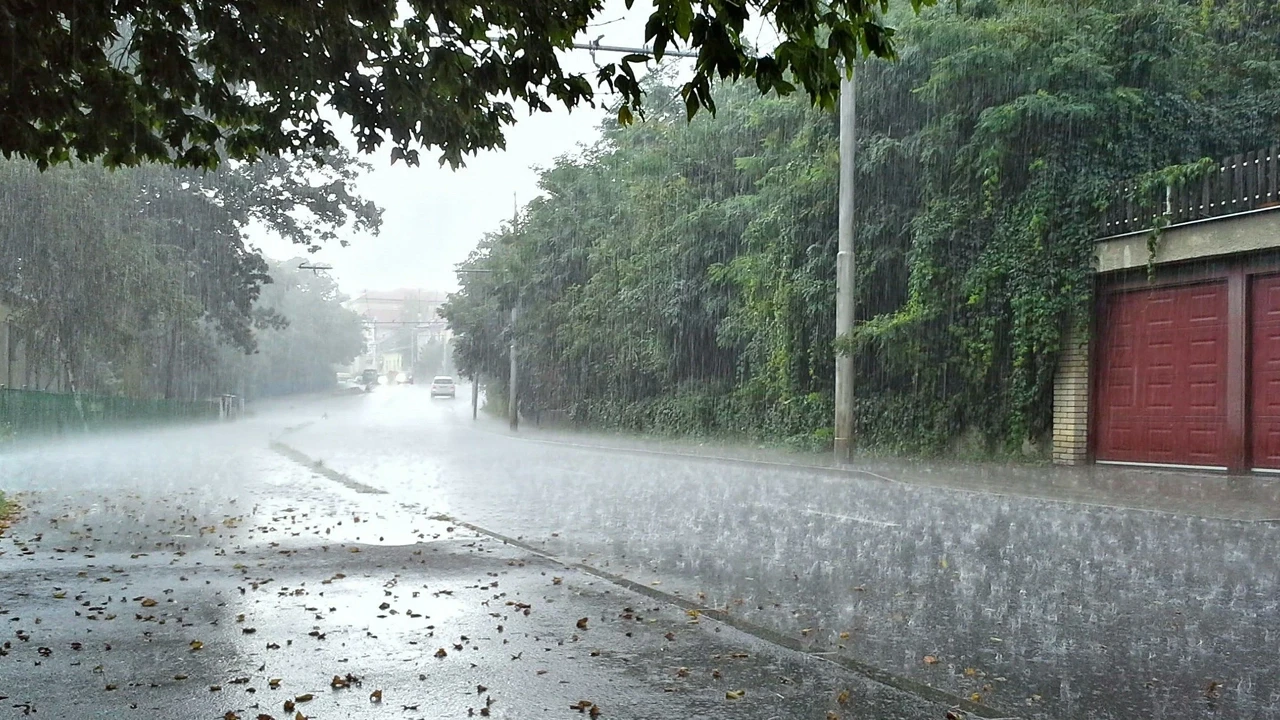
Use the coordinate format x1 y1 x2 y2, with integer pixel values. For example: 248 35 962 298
1145 427 1175 455
1188 381 1224 412
1095 281 1229 467
1187 424 1227 458
1250 274 1280 469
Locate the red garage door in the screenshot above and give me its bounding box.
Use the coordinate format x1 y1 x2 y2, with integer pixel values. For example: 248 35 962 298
1251 274 1280 470
1095 282 1229 468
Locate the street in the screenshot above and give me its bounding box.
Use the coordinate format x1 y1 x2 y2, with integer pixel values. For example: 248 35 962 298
3 383 1279 719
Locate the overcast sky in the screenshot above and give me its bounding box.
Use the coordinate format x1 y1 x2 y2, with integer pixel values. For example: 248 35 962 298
251 0 697 297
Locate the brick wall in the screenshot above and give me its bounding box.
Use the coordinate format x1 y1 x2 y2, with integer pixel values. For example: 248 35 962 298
1052 326 1090 465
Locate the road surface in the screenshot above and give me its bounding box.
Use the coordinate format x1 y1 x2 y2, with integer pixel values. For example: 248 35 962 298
2 383 1278 719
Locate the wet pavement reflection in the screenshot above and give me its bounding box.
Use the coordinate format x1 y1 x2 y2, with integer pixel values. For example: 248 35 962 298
278 384 1280 720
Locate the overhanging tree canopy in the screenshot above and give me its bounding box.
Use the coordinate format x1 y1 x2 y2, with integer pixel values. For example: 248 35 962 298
0 0 912 170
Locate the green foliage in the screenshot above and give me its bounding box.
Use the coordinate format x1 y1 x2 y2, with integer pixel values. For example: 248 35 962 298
0 153 378 400
210 261 368 398
446 0 1280 454
1 0 919 171
843 0 1280 451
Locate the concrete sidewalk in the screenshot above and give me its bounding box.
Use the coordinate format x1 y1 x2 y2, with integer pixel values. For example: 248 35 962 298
509 424 1280 522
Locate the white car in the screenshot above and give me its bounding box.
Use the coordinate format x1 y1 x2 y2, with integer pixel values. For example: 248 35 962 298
430 376 456 398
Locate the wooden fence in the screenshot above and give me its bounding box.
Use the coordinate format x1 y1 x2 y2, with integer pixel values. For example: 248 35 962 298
1100 147 1280 237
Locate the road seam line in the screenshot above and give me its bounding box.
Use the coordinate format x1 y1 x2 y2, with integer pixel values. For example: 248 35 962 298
269 441 387 495
438 514 1016 720
273 438 1013 718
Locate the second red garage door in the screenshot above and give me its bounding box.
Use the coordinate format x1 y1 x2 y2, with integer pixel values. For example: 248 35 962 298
1095 282 1230 468
1251 274 1280 470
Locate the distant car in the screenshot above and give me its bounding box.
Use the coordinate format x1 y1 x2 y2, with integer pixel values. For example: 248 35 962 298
360 369 378 386
430 376 456 398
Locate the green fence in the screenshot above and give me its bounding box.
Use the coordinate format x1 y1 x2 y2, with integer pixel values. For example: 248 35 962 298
0 388 222 439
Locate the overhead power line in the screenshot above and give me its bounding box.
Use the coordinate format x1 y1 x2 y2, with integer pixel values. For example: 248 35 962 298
570 38 700 59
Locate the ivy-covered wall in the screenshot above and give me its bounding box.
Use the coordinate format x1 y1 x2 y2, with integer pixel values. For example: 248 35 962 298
444 0 1280 456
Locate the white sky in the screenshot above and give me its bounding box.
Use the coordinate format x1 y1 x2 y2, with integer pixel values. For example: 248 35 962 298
251 0 696 297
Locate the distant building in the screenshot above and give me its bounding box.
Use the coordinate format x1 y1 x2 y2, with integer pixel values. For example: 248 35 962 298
343 289 451 376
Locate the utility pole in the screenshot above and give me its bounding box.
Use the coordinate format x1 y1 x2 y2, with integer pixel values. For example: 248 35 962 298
508 192 520 431
834 72 857 463
472 371 480 420
508 301 519 430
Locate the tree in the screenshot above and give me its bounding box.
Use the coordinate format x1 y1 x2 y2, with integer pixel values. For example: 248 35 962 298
216 260 366 398
0 0 917 170
0 149 381 397
444 0 1280 453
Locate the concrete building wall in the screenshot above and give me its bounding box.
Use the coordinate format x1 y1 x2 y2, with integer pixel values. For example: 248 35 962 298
1095 208 1280 273
1052 325 1091 466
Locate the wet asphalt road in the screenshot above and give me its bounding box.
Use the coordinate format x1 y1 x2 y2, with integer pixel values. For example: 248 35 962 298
4 384 1280 719
0 392 953 720
280 384 1280 720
